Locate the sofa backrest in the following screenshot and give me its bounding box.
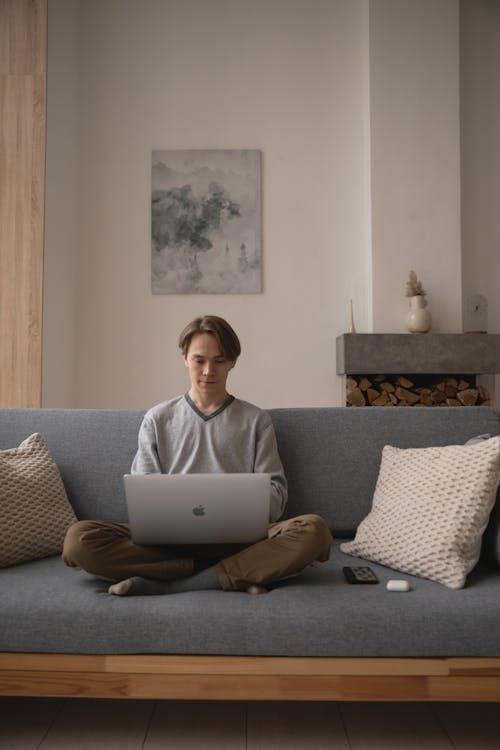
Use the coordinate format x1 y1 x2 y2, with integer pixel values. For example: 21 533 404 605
1 406 499 536
269 406 500 535
0 409 144 523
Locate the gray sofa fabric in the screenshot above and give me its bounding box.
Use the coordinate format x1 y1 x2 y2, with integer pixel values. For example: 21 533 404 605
1 406 500 657
1 547 499 657
270 406 500 535
2 406 498 533
0 409 144 523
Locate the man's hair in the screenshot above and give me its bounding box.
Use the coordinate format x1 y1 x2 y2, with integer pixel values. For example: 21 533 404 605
178 315 241 361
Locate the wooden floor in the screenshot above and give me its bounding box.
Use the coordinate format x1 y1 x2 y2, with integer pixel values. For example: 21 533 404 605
0 698 499 749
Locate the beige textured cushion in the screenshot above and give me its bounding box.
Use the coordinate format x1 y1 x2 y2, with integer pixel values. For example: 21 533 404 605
0 433 77 567
341 437 500 589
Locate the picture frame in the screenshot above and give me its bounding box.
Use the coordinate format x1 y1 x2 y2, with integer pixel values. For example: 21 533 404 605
151 149 262 294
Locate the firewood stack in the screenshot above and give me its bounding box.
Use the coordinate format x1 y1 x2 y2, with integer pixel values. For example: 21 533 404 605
346 375 491 407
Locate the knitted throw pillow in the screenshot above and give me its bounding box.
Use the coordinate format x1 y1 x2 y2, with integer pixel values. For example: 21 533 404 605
0 433 77 567
341 437 500 589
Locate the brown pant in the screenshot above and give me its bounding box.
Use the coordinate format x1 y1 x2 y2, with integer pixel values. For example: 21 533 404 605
62 514 333 591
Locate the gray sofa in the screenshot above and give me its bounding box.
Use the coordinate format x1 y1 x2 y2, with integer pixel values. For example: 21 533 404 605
1 406 500 701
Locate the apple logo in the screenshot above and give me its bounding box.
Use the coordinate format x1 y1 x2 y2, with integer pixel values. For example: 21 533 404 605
192 505 206 517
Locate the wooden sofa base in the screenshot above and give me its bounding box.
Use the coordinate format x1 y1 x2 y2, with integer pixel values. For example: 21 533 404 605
1 654 500 702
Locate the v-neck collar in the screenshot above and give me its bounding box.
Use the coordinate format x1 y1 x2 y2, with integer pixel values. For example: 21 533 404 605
184 393 235 422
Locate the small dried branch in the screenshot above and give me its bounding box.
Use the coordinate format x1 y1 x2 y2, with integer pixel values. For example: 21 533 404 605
405 270 426 297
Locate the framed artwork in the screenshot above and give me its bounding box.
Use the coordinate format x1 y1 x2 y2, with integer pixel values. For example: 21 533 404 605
151 149 262 294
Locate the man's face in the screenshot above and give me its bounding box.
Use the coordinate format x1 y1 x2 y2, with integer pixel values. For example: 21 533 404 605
183 333 235 395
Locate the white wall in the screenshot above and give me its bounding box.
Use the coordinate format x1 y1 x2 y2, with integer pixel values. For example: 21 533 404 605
370 0 462 333
44 0 371 409
44 0 499 409
460 0 500 408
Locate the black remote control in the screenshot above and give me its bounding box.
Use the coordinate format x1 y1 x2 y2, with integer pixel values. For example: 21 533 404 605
343 566 379 584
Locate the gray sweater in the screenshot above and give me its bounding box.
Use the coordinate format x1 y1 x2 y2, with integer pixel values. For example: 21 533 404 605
131 394 288 523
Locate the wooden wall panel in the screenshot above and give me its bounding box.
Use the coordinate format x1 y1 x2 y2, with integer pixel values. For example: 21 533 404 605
0 0 47 407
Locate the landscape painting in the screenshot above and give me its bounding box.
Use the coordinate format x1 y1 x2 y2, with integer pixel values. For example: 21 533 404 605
151 150 262 294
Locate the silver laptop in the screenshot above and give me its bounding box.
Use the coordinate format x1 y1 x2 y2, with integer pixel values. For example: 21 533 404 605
124 473 271 545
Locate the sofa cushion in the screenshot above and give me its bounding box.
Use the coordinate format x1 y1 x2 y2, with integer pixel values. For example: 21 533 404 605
0 433 77 567
340 437 500 589
1 548 500 657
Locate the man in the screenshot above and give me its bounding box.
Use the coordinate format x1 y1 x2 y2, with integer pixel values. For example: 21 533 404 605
63 315 332 595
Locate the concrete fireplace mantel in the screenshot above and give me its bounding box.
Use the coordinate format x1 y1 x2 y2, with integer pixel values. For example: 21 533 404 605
336 334 500 375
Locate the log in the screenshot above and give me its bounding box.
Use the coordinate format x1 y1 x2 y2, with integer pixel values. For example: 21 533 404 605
380 381 396 393
397 376 414 389
478 386 490 401
345 375 490 408
457 389 478 406
420 394 433 407
346 377 357 392
431 390 447 404
395 387 420 405
347 388 365 407
371 392 389 406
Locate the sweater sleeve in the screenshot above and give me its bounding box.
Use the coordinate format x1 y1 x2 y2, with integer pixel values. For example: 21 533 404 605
131 414 162 474
255 415 288 523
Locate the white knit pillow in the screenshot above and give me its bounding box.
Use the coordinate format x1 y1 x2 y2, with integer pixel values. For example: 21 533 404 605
0 433 77 567
341 437 500 589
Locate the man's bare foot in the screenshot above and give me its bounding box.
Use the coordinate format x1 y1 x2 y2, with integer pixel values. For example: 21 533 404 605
108 579 133 596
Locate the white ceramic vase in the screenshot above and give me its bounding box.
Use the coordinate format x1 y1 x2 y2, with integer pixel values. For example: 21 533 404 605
406 295 432 333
